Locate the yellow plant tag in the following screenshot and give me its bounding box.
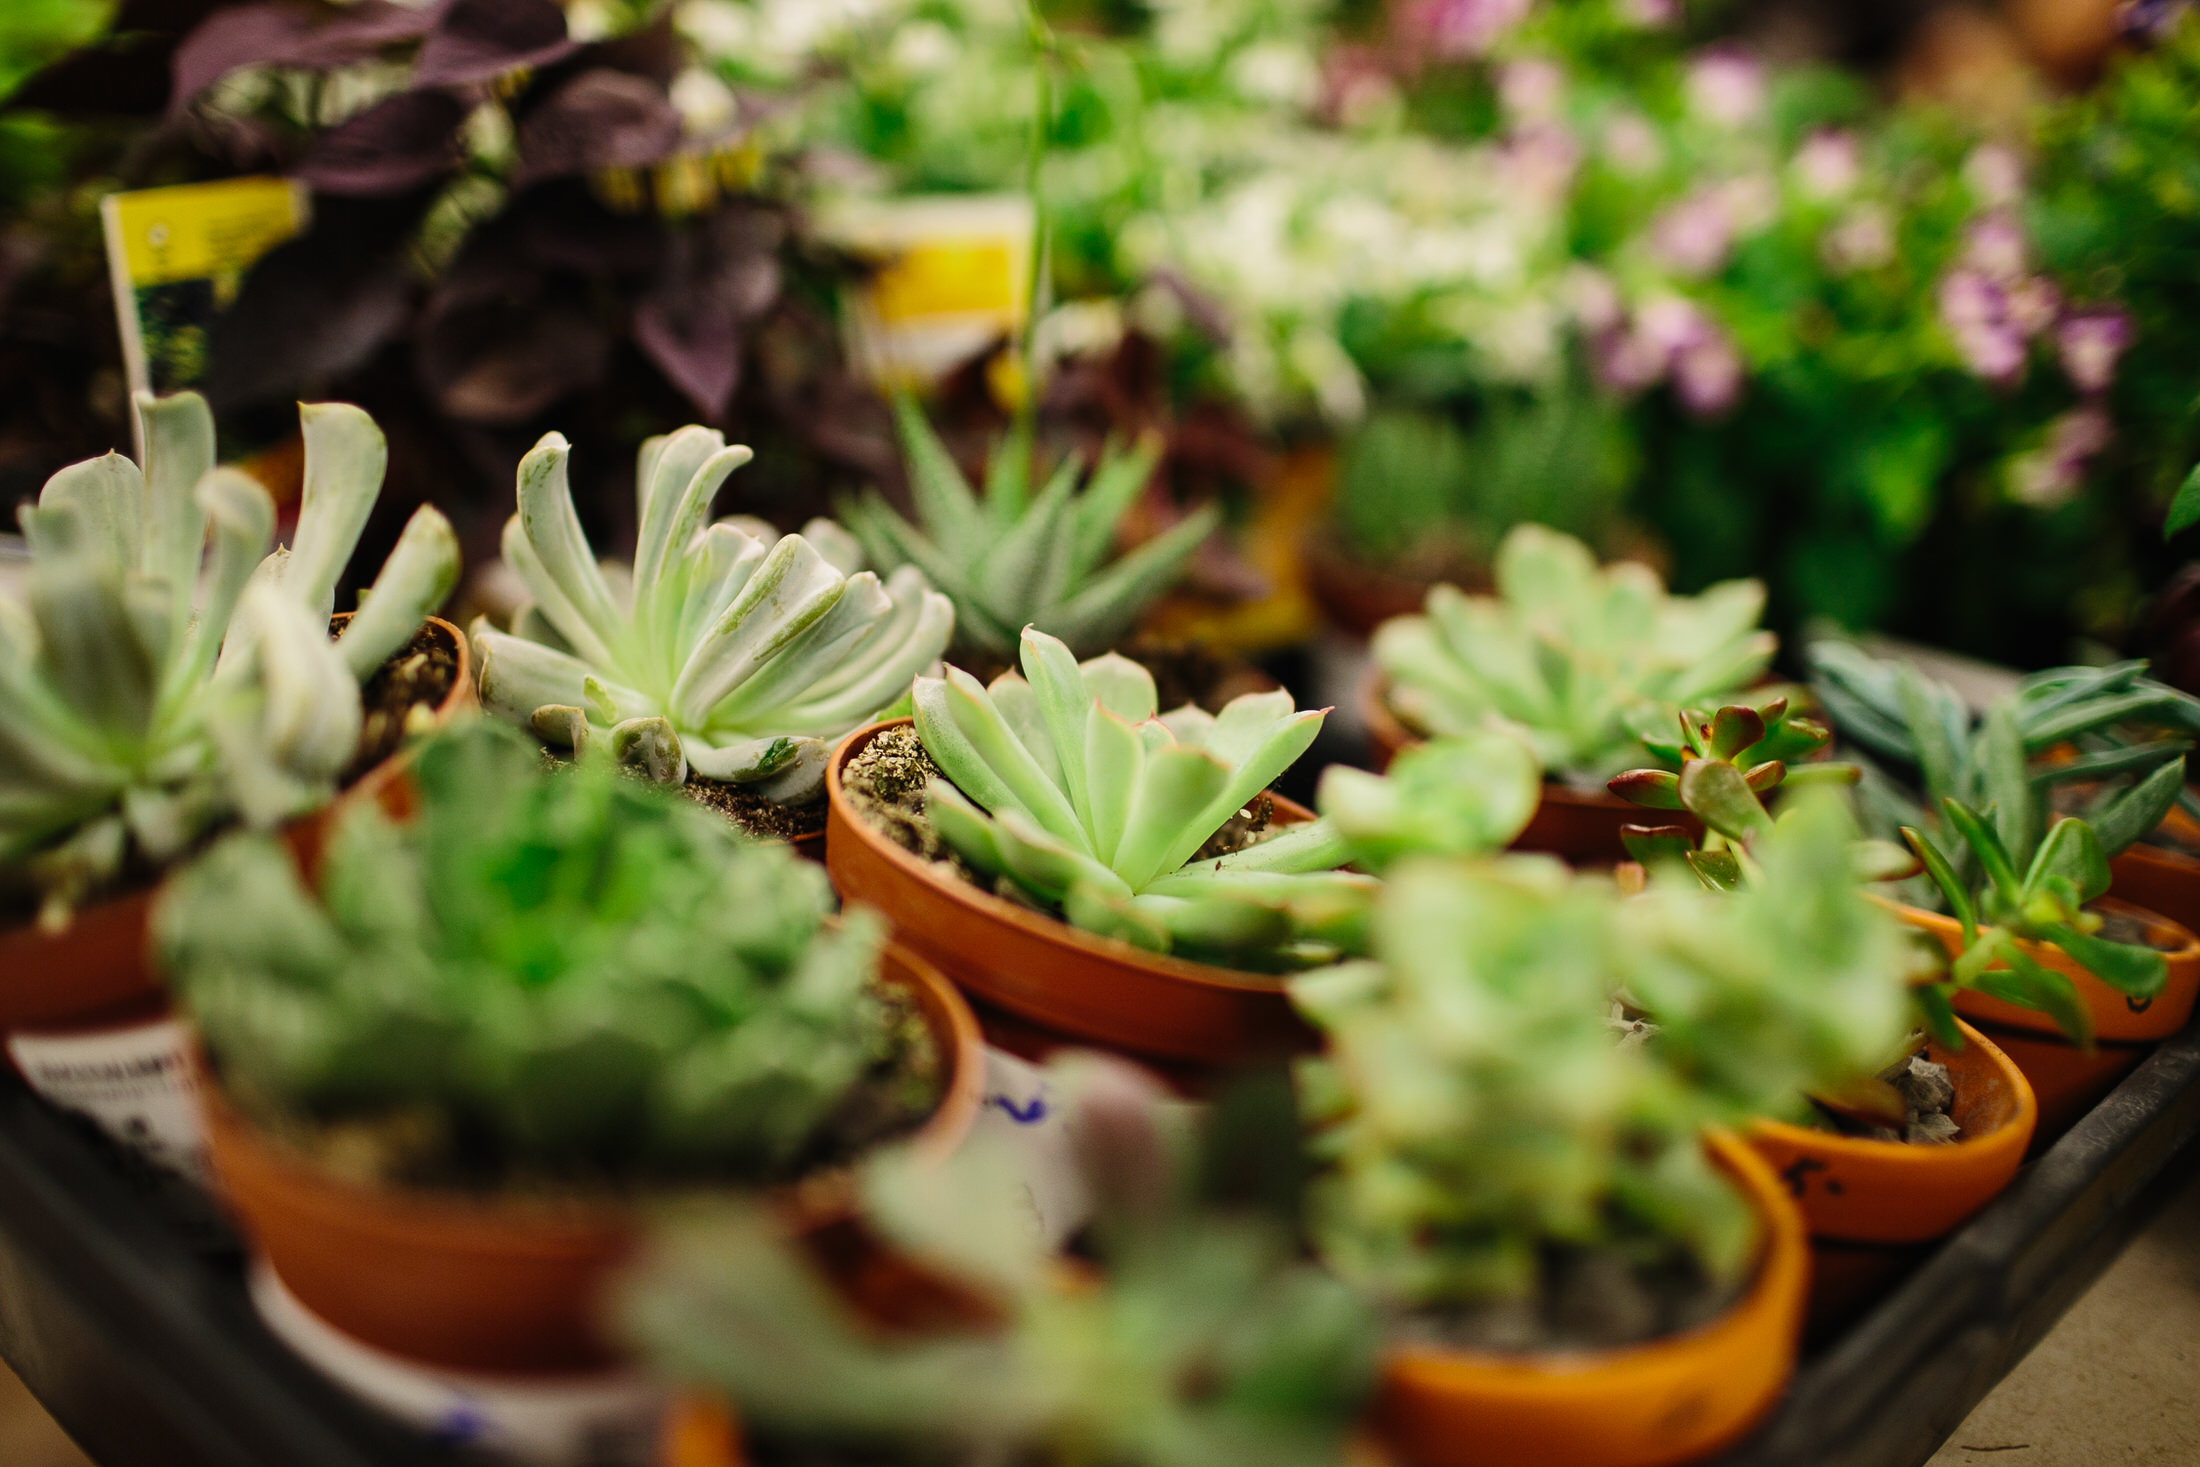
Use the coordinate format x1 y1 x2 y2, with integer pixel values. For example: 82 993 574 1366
819 195 1032 390
100 176 311 408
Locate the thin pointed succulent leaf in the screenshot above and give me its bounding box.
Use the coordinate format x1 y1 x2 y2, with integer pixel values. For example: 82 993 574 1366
1915 983 1964 1050
1898 663 1966 809
515 432 625 655
1981 704 2038 871
1942 797 2024 909
1986 945 2093 1049
336 505 459 681
2043 922 2168 1001
1621 825 1697 865
2021 689 2200 752
1078 652 1157 724
891 395 983 561
1112 743 1231 890
35 453 142 580
1608 769 1683 810
2025 818 2112 907
923 779 1008 878
2087 757 2186 860
671 536 848 724
286 403 390 622
1068 433 1162 584
1046 503 1221 654
1198 689 1299 765
1806 641 1918 764
1903 825 1977 941
976 452 1077 623
1022 627 1099 833
935 667 1086 848
1677 758 1772 843
1707 705 1765 760
1171 710 1327 876
631 425 727 596
2033 739 2191 785
983 671 1061 789
981 418 1035 520
1082 703 1144 866
136 391 214 624
641 444 751 631
1685 849 1743 891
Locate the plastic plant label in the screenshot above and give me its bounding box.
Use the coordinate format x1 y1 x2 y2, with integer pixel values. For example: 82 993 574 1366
251 1263 665 1467
818 194 1032 389
99 177 311 416
971 1044 1093 1249
7 1018 206 1179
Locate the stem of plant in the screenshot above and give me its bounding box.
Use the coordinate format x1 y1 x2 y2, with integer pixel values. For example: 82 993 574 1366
1015 1 1055 470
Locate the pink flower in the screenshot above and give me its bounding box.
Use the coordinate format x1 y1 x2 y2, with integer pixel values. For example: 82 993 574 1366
1595 296 1746 415
1793 130 1860 200
1602 112 1662 175
1962 210 2030 283
1686 48 1765 127
2057 309 2133 394
1617 0 1680 25
2011 406 2114 508
1674 331 1744 417
1498 58 1565 122
2006 278 2063 338
1964 144 2025 206
1649 188 1737 276
1821 205 1895 273
1565 266 1625 335
1939 270 2029 386
1396 0 1531 58
1502 122 1581 200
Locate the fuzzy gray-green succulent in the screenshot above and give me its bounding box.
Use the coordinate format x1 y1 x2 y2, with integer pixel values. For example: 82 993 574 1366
911 627 1367 969
2 391 457 924
841 398 1220 661
473 424 954 804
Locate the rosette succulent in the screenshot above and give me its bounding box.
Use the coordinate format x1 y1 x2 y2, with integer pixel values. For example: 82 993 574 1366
4 390 458 924
1375 524 1776 784
157 721 931 1179
840 399 1219 661
472 424 954 803
912 627 1367 968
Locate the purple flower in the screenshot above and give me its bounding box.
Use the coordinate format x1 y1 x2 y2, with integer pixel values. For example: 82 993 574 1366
2118 0 2195 45
1962 210 2030 283
1397 0 1531 59
1939 270 2028 386
1565 266 1625 334
1594 296 1746 414
2006 278 2063 338
1674 331 1744 417
1686 47 1765 127
1649 187 1737 276
2057 309 2134 394
2011 406 2114 508
1617 0 1681 25
1498 58 1565 122
1793 130 1860 199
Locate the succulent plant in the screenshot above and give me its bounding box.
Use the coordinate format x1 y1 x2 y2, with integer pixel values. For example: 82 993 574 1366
1314 730 1542 874
472 424 954 804
3 390 457 924
156 721 928 1179
619 1053 1378 1467
1374 524 1776 785
839 398 1221 661
1289 857 1757 1315
911 627 1367 968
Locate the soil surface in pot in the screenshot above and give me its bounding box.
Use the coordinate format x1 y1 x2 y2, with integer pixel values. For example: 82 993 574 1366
340 621 459 785
1396 1240 1746 1354
2095 906 2185 951
682 776 828 844
1809 1047 1961 1146
211 980 942 1201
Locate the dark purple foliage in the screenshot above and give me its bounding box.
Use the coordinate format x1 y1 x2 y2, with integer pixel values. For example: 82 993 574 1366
410 0 574 87
294 88 468 194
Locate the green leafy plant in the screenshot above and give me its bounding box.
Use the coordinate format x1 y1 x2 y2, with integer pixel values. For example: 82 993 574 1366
841 398 1219 662
1289 857 1757 1324
472 424 955 804
156 721 929 1179
1374 524 1775 785
910 627 1366 968
1314 730 1542 874
3 391 457 924
619 1053 1377 1467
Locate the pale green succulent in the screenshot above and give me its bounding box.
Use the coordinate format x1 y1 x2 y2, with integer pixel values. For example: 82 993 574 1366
911 627 1367 968
472 424 954 804
1314 731 1542 874
840 399 1221 660
1290 857 1756 1312
1375 524 1776 786
3 391 458 924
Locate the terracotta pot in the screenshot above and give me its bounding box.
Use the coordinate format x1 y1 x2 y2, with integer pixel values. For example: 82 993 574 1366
825 720 1320 1068
0 615 474 1041
1359 673 1695 865
203 942 983 1375
1303 533 1468 642
1745 1021 2035 1245
2109 840 2200 942
1372 1131 1807 1467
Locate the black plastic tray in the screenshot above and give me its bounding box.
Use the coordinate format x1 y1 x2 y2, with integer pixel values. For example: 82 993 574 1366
0 1020 2194 1467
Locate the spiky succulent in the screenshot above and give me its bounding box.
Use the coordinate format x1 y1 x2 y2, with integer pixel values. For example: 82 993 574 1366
156 721 927 1179
3 391 457 923
1289 858 1756 1312
911 627 1366 968
473 424 954 804
619 1054 1378 1467
1374 524 1776 785
840 399 1220 661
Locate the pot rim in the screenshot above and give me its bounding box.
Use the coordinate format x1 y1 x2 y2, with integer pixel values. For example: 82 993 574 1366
826 719 1319 998
1885 894 2200 969
200 935 981 1239
1744 1019 2037 1168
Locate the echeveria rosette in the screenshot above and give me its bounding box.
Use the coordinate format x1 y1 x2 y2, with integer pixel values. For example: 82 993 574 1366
158 721 907 1178
472 424 954 804
841 399 1219 662
911 627 1368 969
3 391 458 925
1289 857 1755 1309
1375 525 1775 787
1315 731 1542 874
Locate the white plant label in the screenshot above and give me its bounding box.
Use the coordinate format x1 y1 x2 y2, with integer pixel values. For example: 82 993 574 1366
251 1264 664 1467
8 1018 206 1179
971 1045 1093 1249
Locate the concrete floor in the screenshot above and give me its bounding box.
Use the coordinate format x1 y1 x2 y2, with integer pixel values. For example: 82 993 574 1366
0 1168 2194 1465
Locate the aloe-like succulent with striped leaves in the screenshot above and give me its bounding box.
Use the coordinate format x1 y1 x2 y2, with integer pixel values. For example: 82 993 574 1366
472 425 954 804
3 391 459 924
911 628 1367 969
840 400 1220 661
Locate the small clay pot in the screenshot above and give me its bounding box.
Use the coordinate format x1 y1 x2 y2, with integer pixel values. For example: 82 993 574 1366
1372 1131 1807 1467
1303 533 1471 642
1359 672 1696 865
0 616 473 1040
825 720 1320 1069
1892 899 2200 1143
2109 840 2200 943
202 942 982 1375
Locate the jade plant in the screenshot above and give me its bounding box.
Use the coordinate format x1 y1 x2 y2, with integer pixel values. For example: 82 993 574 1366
3 391 457 926
1289 858 1756 1337
1374 524 1776 785
155 721 931 1179
910 627 1368 968
840 399 1220 662
472 424 954 804
619 1053 1377 1467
